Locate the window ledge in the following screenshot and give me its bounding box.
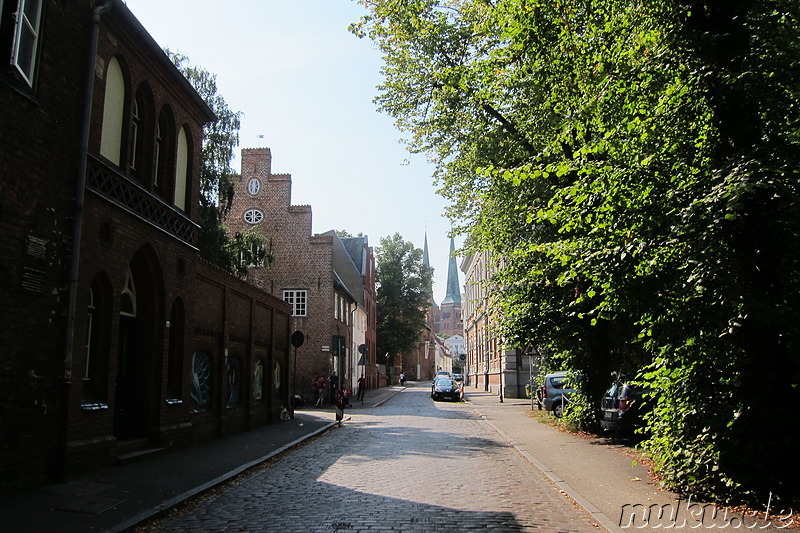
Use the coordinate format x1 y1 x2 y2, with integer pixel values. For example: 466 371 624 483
80 401 109 411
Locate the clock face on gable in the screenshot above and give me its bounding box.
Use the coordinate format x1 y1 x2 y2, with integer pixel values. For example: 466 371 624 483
247 178 261 195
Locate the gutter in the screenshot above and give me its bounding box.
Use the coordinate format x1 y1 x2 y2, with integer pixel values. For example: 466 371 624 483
55 0 115 483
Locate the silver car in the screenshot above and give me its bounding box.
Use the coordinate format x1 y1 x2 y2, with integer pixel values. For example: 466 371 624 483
541 371 581 418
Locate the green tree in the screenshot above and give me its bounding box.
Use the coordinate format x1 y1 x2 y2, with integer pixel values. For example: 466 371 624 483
168 51 265 276
353 0 800 502
375 234 433 380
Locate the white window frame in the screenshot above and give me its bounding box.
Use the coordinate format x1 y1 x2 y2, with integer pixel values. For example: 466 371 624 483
243 208 264 225
10 0 43 86
283 289 307 317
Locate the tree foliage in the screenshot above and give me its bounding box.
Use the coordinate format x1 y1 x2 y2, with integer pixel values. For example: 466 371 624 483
375 234 433 372
168 52 265 276
353 0 800 502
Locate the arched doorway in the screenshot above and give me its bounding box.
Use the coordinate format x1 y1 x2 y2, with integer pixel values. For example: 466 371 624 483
113 248 164 440
114 268 138 438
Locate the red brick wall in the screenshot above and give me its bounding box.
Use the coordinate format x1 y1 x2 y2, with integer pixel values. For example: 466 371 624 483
0 2 293 492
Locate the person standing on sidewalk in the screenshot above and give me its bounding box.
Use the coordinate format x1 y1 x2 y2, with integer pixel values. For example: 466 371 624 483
399 372 405 386
356 374 366 401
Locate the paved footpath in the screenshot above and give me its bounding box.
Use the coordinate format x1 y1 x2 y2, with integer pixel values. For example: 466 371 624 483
136 385 600 532
464 387 791 531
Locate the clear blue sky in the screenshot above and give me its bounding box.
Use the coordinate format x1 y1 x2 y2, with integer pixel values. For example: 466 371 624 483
122 0 462 304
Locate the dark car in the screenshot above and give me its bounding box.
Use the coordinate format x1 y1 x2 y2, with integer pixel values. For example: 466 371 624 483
431 378 463 401
540 371 581 418
600 378 650 434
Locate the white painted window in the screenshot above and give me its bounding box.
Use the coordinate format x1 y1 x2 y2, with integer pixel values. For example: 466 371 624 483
100 57 125 165
282 289 307 317
8 0 43 86
243 208 264 224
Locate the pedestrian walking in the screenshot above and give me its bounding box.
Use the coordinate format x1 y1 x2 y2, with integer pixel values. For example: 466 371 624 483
314 375 326 407
333 387 345 424
329 371 339 407
356 374 366 401
399 372 405 386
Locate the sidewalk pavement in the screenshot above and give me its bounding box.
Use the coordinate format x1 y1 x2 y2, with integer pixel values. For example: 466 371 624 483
1 386 403 533
463 386 790 532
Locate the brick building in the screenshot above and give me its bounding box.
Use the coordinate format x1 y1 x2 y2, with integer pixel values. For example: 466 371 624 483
226 148 378 403
461 251 531 398
1 0 291 492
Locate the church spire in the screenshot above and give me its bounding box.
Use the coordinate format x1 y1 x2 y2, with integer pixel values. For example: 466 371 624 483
423 232 438 308
441 237 461 305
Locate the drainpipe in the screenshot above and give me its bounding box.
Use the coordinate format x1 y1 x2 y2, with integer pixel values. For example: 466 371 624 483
55 0 115 484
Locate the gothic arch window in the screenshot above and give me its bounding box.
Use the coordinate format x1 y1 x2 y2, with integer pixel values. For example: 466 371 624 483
129 96 141 172
100 56 125 166
174 126 189 211
120 268 137 318
151 107 176 201
153 120 163 188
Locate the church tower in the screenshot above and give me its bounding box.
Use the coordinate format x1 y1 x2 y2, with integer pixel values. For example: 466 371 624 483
438 237 463 337
423 233 440 332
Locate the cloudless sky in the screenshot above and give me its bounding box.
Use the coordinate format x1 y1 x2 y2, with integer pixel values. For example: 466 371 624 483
122 0 462 304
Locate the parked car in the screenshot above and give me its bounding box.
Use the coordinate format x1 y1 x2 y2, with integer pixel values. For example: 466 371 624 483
431 378 463 401
600 377 650 434
541 371 581 418
451 373 464 384
434 370 451 382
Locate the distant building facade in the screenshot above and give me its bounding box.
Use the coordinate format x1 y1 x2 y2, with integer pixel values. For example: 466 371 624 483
225 148 378 402
461 251 531 398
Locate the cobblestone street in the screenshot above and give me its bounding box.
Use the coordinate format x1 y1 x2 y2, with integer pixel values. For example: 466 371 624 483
139 385 599 532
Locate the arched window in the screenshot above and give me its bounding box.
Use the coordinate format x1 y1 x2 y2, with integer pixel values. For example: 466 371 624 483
191 351 211 413
174 126 189 211
120 268 136 317
100 57 125 166
153 119 163 188
129 96 141 172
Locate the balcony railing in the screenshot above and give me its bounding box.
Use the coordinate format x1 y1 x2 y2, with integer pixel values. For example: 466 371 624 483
86 154 199 248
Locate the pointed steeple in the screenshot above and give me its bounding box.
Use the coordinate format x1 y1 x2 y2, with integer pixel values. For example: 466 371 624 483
441 237 461 305
423 232 438 308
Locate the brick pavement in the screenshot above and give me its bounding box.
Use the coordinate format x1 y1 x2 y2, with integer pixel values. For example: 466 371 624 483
139 384 599 532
